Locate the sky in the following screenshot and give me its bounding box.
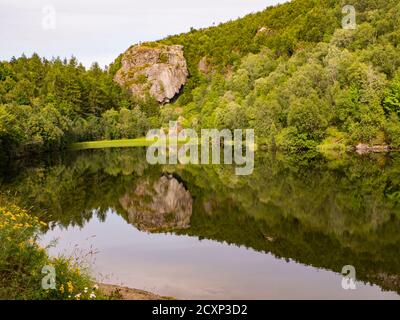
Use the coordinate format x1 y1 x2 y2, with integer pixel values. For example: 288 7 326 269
0 0 287 68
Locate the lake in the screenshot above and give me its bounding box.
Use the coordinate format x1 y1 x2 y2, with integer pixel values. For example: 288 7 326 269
1 148 399 299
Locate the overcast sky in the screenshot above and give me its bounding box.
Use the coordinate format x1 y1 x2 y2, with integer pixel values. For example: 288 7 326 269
0 0 287 68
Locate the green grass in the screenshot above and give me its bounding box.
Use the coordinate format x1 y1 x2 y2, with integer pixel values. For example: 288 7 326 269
71 138 153 150
70 137 197 151
71 137 260 151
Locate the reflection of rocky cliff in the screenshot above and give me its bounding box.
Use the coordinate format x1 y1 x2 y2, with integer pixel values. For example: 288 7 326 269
120 175 193 232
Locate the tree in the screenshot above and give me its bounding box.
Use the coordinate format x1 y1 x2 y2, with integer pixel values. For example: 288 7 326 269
215 102 249 130
384 71 400 117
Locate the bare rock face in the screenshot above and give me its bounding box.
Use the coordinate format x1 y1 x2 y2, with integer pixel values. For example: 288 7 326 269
355 143 389 154
114 44 188 103
120 175 193 232
256 26 275 36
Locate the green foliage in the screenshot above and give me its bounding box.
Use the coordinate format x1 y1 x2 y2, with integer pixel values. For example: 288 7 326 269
152 0 400 150
0 204 105 300
384 71 400 117
102 107 149 140
275 127 317 151
0 55 152 156
385 113 400 148
215 101 248 130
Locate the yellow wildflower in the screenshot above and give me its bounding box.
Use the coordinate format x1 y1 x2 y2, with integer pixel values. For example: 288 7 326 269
67 281 74 293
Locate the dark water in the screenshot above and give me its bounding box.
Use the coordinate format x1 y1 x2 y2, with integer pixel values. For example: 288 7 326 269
1 148 399 299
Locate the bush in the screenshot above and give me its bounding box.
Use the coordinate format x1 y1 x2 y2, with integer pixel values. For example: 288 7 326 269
0 204 105 300
275 126 317 152
385 113 400 148
102 107 150 140
214 102 249 130
384 70 400 116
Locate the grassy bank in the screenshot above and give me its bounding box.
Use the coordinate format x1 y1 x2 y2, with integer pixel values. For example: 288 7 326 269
70 137 195 151
70 137 259 151
70 138 154 151
0 203 106 300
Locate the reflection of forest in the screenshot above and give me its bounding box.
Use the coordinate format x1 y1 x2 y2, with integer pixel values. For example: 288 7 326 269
1 148 399 294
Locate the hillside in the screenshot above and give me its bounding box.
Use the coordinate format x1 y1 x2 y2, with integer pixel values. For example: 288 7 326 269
1 0 400 157
153 0 400 151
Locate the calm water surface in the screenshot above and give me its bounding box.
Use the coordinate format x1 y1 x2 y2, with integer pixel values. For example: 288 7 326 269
1 149 399 299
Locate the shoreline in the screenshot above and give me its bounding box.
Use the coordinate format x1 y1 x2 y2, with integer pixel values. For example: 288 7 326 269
98 283 174 300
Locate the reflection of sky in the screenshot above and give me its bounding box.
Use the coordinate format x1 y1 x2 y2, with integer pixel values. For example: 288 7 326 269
41 210 400 300
0 0 287 68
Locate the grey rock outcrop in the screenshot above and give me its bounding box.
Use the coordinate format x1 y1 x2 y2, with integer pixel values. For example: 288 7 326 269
355 143 389 154
114 44 188 103
256 26 275 36
120 175 193 232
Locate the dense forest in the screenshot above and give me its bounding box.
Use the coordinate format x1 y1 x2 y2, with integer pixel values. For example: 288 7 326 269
157 0 400 151
0 56 156 158
2 0 400 157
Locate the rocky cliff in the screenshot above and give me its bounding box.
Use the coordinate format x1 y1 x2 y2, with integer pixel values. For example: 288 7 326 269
114 44 188 103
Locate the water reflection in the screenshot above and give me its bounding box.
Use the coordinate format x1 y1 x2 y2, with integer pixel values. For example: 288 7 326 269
120 174 193 232
0 148 399 298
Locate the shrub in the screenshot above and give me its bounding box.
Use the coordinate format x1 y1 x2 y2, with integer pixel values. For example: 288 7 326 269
385 113 400 149
275 126 317 152
0 204 105 300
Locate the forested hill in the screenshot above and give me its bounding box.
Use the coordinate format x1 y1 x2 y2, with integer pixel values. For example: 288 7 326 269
1 0 400 158
152 0 400 152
